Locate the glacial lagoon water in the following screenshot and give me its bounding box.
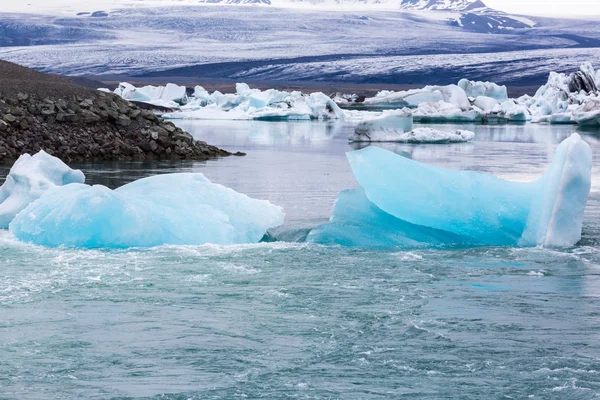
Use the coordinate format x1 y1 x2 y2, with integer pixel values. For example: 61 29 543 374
2 120 600 399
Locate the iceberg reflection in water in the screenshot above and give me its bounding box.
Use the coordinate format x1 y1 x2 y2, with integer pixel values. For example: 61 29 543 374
308 133 592 248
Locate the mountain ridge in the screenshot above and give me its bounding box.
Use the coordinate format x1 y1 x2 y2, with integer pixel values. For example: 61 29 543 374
195 0 491 12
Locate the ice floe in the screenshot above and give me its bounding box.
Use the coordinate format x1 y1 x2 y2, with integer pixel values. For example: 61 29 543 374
9 173 285 248
349 110 474 143
0 151 85 228
309 133 592 248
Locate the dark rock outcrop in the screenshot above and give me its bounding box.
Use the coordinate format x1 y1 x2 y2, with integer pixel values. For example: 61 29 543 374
0 61 237 165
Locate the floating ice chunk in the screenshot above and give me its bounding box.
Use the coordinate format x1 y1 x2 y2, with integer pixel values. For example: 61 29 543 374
350 127 474 143
364 85 470 110
412 101 483 123
458 79 508 100
192 85 210 106
572 98 600 126
490 100 530 122
310 134 591 248
473 96 499 112
434 85 471 109
350 109 413 140
332 93 359 104
114 82 187 108
10 173 285 248
527 72 571 119
533 113 574 124
0 151 85 228
525 64 600 124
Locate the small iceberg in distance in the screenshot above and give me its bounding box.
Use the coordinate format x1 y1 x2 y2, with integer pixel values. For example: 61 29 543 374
308 133 592 248
350 127 474 143
10 173 285 249
348 110 474 143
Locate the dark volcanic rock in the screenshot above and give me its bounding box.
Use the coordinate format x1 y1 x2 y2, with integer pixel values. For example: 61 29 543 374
0 60 234 165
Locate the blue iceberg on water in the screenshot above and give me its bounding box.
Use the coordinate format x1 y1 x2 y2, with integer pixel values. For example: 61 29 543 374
10 173 285 248
308 133 592 248
3 134 591 250
0 151 85 229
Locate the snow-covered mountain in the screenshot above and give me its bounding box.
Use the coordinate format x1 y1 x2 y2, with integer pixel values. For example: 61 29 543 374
0 0 509 14
0 0 598 84
278 0 488 11
194 0 490 12
0 0 534 33
398 0 487 11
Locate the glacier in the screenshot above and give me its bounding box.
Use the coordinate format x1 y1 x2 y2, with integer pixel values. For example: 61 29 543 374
309 133 592 248
0 151 85 229
9 173 285 248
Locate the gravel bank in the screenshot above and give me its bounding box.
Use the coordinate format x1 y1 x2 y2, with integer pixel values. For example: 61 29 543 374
0 61 239 164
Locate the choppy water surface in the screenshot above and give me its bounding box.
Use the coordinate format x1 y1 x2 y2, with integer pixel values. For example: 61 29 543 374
2 121 600 399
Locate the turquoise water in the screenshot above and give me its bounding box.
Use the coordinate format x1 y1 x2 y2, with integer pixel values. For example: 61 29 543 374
2 121 600 399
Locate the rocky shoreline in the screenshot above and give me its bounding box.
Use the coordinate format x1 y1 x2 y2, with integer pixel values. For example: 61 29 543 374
0 61 239 165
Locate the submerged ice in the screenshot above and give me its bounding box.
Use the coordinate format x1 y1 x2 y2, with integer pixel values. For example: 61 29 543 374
9 173 284 248
309 134 592 248
0 151 85 228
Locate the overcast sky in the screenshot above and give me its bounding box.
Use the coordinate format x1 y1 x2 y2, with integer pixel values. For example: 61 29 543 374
485 0 600 16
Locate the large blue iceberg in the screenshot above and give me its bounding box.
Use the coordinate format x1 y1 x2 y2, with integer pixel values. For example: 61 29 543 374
10 173 285 248
308 133 592 248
